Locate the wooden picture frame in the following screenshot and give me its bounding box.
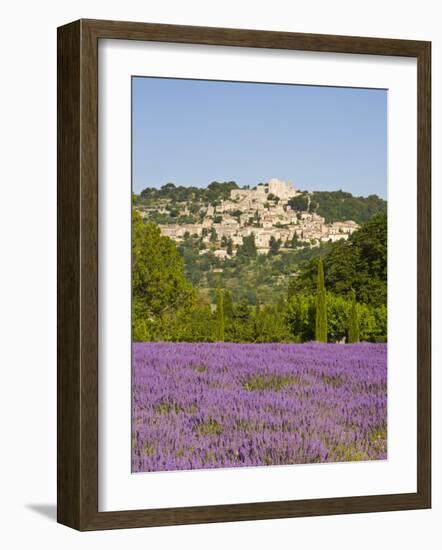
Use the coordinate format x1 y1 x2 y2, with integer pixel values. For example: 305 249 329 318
57 18 431 531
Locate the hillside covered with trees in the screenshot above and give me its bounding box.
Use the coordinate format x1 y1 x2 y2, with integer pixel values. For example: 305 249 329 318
288 189 386 224
132 207 387 344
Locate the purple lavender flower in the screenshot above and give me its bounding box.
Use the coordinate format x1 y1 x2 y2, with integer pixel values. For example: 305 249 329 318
132 342 387 472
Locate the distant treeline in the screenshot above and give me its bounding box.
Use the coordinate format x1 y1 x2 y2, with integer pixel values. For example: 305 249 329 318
289 190 387 224
132 210 387 344
139 181 239 205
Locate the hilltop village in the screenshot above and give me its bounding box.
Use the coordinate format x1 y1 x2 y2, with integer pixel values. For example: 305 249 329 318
137 178 359 258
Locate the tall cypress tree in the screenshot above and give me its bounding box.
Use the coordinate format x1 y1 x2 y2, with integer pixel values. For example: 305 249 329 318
347 289 360 343
223 289 234 320
215 288 225 341
315 258 328 342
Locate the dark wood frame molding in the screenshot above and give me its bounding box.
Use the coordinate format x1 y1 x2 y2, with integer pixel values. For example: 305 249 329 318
57 19 431 531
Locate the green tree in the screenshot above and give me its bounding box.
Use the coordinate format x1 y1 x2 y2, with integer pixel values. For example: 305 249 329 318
252 211 261 226
285 294 315 342
373 304 387 342
350 213 387 306
310 190 386 224
226 238 233 256
326 293 348 342
315 257 328 342
207 181 238 201
215 288 225 341
223 289 234 319
254 305 292 342
161 182 176 192
289 233 299 248
132 210 195 341
288 214 387 308
288 194 309 212
185 306 215 342
238 234 257 257
268 236 281 256
287 277 297 300
267 193 280 203
347 289 360 343
227 300 254 342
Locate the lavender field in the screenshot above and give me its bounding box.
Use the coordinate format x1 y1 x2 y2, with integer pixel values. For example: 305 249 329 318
132 342 387 472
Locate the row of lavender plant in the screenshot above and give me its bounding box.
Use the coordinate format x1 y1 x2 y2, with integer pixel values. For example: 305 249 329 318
132 342 387 472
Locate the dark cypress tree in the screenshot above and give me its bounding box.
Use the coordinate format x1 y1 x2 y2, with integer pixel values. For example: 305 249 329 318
268 236 281 256
347 289 360 343
215 288 225 341
226 238 233 256
315 258 328 342
239 234 257 257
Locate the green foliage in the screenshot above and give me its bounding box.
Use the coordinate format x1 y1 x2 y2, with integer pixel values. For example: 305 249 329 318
132 317 155 342
288 194 309 212
131 202 387 343
349 214 387 306
132 210 195 341
175 233 334 310
238 234 257 257
243 373 299 391
253 304 293 343
291 214 387 308
326 293 349 342
223 290 234 319
195 419 223 437
267 193 280 203
285 294 315 342
311 190 386 224
373 304 388 342
268 236 281 256
215 288 225 341
180 307 215 342
139 181 239 205
356 303 387 343
207 181 239 201
285 292 386 343
315 258 328 342
225 300 254 342
348 289 360 343
287 190 386 224
288 233 300 248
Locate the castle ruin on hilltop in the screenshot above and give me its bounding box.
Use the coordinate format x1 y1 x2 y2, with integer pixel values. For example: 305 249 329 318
231 178 297 202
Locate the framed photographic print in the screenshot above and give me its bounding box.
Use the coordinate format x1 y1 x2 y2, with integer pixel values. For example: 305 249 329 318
57 19 431 530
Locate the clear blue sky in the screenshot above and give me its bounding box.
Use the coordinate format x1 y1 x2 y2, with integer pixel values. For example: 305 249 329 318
132 77 387 198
